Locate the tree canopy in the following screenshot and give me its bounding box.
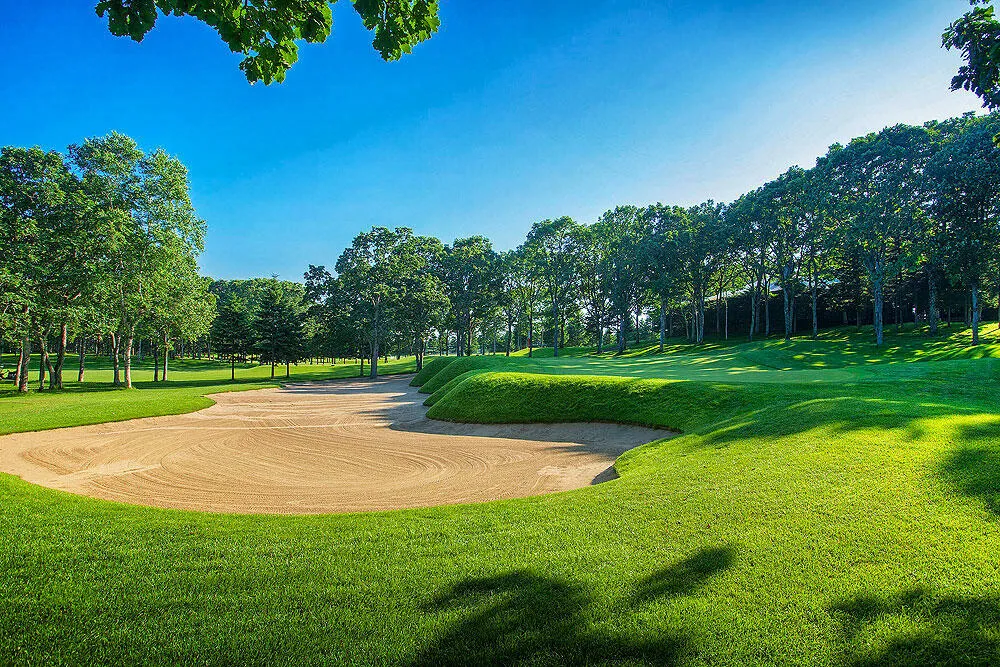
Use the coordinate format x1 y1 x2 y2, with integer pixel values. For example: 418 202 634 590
95 0 440 83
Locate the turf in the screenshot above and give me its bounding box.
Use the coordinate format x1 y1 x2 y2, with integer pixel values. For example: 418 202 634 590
422 369 492 407
409 356 455 386
4 326 1000 664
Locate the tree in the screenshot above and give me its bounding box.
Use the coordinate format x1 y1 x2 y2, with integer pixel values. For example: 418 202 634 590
336 227 417 378
524 217 579 357
71 133 206 388
254 279 305 377
676 202 728 344
440 236 497 357
927 113 1000 345
642 204 685 350
944 1 1000 111
573 224 613 353
96 0 440 84
398 236 449 371
595 207 643 353
821 125 933 346
212 296 253 379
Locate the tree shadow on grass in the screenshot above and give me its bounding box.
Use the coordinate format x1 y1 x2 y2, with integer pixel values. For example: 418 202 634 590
409 546 734 665
830 587 1000 665
633 546 734 603
937 417 1000 517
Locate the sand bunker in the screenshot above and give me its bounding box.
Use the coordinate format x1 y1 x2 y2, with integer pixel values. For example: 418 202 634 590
0 376 670 514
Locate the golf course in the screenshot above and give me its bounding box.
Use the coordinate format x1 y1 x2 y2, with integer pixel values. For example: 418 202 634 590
3 325 1000 664
6 1 1000 664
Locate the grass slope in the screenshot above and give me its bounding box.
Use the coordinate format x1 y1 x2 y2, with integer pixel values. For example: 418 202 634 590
409 356 455 386
417 355 515 394
4 328 1000 664
422 369 492 407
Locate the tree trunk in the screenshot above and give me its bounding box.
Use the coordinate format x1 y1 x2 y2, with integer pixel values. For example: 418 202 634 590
764 290 771 337
110 333 121 386
78 336 86 383
124 334 134 389
618 313 626 353
811 271 818 340
528 306 534 358
972 282 980 346
552 300 560 357
286 361 290 378
928 271 939 335
17 334 30 393
873 277 884 347
53 322 67 390
231 355 236 380
153 344 159 381
163 331 169 381
659 296 666 352
370 321 379 379
783 285 793 342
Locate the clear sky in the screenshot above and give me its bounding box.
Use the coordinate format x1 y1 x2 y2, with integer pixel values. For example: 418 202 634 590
0 1 983 280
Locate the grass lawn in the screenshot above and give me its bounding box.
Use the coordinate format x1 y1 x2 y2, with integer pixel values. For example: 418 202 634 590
3 326 1000 664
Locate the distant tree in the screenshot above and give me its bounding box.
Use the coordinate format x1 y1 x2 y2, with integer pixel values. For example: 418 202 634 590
572 225 613 352
440 236 497 357
642 204 685 350
254 279 305 378
211 296 253 379
674 202 728 344
399 236 449 370
0 146 95 391
727 188 773 341
71 132 206 387
96 0 440 84
524 217 579 357
336 227 417 377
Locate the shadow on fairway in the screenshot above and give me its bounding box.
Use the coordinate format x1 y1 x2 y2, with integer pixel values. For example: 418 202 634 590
830 588 1000 665
409 546 734 665
937 417 1000 518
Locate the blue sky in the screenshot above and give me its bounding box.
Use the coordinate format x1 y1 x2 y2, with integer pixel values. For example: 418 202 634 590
0 1 982 279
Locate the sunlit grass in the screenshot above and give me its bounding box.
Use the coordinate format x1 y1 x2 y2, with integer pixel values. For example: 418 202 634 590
4 328 1000 663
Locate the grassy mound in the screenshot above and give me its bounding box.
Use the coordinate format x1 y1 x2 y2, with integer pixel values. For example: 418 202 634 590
409 356 455 387
417 356 515 394
426 371 753 432
422 369 491 407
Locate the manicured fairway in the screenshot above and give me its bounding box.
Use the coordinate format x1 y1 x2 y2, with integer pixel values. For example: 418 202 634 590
3 327 1000 664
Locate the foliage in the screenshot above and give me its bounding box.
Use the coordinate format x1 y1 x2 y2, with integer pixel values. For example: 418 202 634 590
96 0 440 84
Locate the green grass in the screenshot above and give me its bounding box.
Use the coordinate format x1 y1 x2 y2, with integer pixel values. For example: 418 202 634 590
4 327 1000 664
417 355 516 394
422 369 492 407
409 356 455 386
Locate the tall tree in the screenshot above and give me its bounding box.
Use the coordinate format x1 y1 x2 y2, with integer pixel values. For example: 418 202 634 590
71 133 206 388
336 227 417 378
821 125 933 346
524 217 579 357
927 113 1000 345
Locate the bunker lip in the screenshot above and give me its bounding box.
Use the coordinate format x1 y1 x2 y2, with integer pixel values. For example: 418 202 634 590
0 376 672 515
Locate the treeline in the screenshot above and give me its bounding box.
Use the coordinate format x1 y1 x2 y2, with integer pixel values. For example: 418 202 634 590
5 112 1000 389
305 112 1000 377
